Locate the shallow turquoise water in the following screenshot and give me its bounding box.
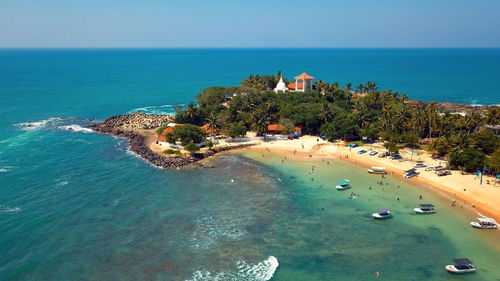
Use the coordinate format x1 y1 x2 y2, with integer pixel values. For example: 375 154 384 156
1 49 500 280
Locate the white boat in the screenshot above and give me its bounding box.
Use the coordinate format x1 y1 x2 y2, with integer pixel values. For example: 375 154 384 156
404 168 420 178
336 180 351 190
445 258 476 273
470 217 497 229
367 167 387 174
414 204 436 214
372 208 393 219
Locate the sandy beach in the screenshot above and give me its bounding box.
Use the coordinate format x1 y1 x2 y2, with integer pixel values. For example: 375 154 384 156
245 136 500 223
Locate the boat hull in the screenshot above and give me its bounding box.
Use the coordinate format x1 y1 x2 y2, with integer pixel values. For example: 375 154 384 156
470 222 497 229
445 265 475 273
367 169 387 174
336 185 351 190
414 208 436 214
372 213 393 219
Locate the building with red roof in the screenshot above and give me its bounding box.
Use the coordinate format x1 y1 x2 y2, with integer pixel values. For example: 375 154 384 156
287 72 315 92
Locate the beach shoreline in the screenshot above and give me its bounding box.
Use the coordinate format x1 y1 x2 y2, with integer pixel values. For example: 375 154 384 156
237 136 500 223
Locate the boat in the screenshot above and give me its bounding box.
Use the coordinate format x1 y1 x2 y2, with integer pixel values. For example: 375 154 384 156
336 180 351 190
445 258 476 273
413 162 427 168
367 167 387 174
404 168 419 178
414 204 436 214
390 154 402 160
470 217 497 229
437 170 452 176
372 208 393 219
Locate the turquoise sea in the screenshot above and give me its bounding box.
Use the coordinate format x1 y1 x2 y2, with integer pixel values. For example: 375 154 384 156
1 49 500 281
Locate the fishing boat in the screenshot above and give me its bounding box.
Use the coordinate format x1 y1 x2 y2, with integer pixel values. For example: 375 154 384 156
367 167 387 174
470 217 497 229
336 180 351 190
372 208 393 219
413 161 427 168
414 204 436 214
404 168 419 178
445 258 476 273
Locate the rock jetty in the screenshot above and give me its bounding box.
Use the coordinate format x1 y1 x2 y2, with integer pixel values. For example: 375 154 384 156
97 112 174 130
90 113 255 169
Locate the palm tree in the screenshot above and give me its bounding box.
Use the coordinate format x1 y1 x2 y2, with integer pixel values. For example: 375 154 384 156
319 103 335 123
251 111 270 136
206 112 221 131
345 82 353 92
484 107 500 125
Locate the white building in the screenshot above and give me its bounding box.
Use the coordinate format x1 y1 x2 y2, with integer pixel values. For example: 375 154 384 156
274 76 288 93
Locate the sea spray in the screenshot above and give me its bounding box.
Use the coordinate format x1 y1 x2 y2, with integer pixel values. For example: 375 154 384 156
186 256 279 281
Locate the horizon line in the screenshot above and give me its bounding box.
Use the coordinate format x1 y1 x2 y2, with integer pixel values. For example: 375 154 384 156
1 46 500 50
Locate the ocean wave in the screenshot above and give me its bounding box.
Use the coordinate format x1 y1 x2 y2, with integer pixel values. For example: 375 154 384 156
190 214 248 249
128 104 180 115
0 168 9 173
0 206 22 214
16 117 96 133
56 181 69 187
186 256 279 281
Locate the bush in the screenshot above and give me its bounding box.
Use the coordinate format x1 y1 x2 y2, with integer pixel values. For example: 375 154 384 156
163 149 181 155
448 148 485 172
171 124 206 145
184 143 200 154
222 122 247 138
471 130 500 155
384 141 399 153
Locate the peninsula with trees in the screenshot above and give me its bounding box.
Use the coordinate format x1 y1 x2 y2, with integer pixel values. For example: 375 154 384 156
91 72 500 175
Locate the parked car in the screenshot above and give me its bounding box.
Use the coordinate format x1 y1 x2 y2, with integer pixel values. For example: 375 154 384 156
348 143 358 148
357 149 367 154
369 150 378 156
390 154 402 160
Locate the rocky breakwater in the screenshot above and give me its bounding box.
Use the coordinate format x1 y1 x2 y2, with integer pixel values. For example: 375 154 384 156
95 112 174 129
90 112 255 169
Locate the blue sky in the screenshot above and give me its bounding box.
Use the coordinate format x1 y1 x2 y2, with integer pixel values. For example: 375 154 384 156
1 0 499 48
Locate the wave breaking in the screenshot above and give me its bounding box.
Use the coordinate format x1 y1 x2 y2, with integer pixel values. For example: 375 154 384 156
186 256 279 281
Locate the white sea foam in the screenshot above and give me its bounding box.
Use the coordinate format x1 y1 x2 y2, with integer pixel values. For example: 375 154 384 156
190 214 247 249
0 168 9 173
128 104 180 115
0 206 22 214
56 125 94 133
56 181 69 187
16 117 63 131
186 256 279 281
16 117 95 133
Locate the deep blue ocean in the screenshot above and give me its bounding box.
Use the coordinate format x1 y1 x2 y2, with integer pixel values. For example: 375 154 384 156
1 49 500 281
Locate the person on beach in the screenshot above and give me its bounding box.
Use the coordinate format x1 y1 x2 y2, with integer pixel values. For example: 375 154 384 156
369 186 372 190
419 195 422 200
301 143 304 149
452 199 457 207
397 197 400 201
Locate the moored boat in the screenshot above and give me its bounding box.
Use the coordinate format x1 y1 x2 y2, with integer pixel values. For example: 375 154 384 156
470 217 497 229
367 167 387 174
445 258 476 273
414 204 436 214
404 168 419 178
336 180 351 190
372 208 393 219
